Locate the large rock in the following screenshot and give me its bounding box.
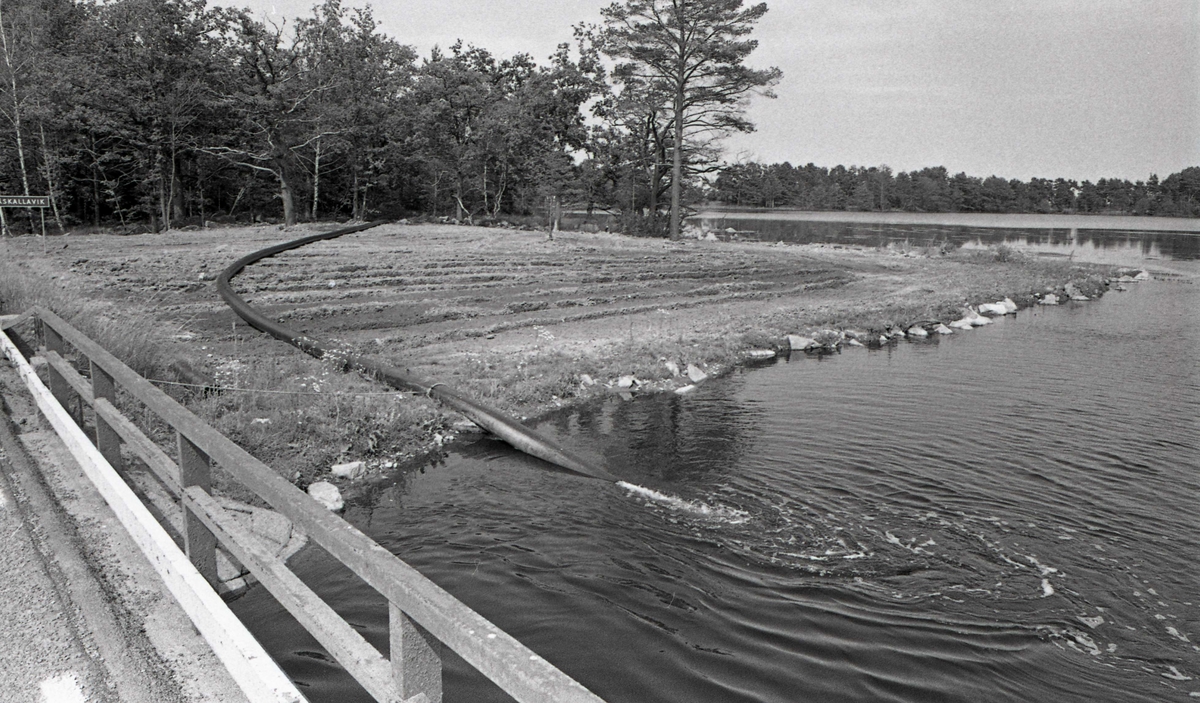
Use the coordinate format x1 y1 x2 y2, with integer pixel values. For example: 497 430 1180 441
966 310 992 325
787 334 816 351
307 481 344 512
1133 270 1150 281
906 326 929 338
617 375 637 389
934 323 954 335
1039 293 1059 305
330 460 365 480
686 364 708 383
978 302 1008 315
663 360 681 376
745 349 776 359
949 318 974 330
1002 297 1018 313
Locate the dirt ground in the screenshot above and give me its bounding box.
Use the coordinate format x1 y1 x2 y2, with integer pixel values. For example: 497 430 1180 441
0 222 1115 479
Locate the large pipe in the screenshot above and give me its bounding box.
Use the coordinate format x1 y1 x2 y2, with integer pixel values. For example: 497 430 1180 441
217 222 616 482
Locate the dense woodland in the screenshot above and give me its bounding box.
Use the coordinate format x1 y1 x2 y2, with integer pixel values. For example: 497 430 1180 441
0 0 1192 237
710 162 1200 217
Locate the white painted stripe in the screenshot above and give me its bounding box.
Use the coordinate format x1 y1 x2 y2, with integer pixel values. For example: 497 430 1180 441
40 673 86 703
1 330 306 703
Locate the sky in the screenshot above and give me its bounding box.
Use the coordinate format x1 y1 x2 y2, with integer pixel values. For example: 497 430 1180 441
232 0 1198 183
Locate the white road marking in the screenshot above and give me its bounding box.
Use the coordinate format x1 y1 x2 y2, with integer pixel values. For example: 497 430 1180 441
40 673 87 703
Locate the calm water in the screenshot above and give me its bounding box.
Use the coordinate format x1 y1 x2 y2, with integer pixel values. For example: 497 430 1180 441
694 213 1200 262
233 228 1199 703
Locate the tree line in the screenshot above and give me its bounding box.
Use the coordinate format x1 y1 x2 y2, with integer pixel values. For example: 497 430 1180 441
0 0 779 236
710 162 1200 217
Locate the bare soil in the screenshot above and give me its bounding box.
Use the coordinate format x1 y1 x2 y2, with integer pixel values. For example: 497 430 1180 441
0 222 1115 479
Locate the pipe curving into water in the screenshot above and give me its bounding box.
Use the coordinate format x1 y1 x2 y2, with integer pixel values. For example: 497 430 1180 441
217 221 616 482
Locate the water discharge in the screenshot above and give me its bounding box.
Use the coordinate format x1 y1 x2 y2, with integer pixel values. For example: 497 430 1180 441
616 481 750 523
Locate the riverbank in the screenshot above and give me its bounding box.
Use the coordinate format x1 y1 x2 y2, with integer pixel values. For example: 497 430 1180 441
0 223 1120 486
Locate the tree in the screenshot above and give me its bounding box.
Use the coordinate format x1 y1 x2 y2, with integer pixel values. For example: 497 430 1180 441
599 0 780 237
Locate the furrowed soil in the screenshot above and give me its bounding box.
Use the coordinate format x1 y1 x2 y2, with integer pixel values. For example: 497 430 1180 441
0 222 1113 482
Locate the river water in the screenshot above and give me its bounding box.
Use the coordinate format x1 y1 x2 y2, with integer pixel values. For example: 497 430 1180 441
232 225 1199 702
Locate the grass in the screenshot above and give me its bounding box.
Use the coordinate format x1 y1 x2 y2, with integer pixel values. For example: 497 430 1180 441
0 254 170 378
1 247 454 490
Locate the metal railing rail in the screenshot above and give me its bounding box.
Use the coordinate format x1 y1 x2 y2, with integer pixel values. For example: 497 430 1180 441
3 307 605 703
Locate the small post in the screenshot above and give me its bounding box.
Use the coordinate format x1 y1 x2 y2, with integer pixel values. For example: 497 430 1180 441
43 323 76 424
390 603 442 703
91 361 123 474
179 432 218 587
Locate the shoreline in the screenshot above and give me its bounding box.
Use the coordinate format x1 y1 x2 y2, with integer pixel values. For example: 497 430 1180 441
0 223 1128 486
693 208 1200 233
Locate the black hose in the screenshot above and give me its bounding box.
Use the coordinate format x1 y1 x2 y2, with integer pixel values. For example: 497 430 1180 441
217 222 616 482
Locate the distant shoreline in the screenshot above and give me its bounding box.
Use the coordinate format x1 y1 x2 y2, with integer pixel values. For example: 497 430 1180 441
692 208 1200 233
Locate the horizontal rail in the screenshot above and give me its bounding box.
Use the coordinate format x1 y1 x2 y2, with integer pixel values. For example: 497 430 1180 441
31 306 604 703
0 328 305 703
186 486 413 703
42 350 181 492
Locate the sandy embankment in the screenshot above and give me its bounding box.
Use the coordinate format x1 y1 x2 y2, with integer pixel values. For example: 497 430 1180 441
0 222 1118 480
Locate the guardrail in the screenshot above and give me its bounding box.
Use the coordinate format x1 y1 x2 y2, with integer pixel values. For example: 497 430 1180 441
1 307 605 703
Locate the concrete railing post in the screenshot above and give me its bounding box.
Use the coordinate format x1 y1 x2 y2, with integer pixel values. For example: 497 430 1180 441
90 361 123 474
178 432 218 587
390 603 443 703
42 323 80 426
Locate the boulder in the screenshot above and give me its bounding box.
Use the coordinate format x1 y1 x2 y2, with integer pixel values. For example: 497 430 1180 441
663 360 681 376
1070 293 1090 301
745 349 776 359
906 326 929 338
617 375 637 389
674 384 696 395
703 232 718 241
1133 270 1150 281
686 364 708 383
787 334 816 351
1002 297 1018 313
1039 293 1059 305
330 460 365 480
978 302 1008 315
966 310 992 325
847 339 864 347
934 323 954 335
307 481 344 512
580 373 596 386
949 318 974 330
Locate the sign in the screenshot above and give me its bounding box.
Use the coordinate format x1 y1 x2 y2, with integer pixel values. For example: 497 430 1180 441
0 195 49 207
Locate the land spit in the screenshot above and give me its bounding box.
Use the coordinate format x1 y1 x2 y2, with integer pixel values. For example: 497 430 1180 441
0 222 1116 488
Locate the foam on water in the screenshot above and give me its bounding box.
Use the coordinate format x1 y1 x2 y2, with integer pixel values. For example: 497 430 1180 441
617 481 750 524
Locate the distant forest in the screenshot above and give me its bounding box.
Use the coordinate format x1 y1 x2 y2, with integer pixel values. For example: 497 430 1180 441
0 0 1193 236
711 163 1200 218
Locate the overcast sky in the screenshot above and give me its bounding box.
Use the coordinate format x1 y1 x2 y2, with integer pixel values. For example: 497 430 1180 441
234 0 1198 182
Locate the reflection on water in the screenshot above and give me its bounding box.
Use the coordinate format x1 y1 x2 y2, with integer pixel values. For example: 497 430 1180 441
694 215 1200 263
232 250 1199 703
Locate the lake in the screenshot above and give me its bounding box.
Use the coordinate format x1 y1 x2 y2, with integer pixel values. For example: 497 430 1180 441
232 219 1199 702
693 210 1200 263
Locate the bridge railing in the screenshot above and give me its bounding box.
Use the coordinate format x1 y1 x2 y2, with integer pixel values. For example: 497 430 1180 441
2 306 604 703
